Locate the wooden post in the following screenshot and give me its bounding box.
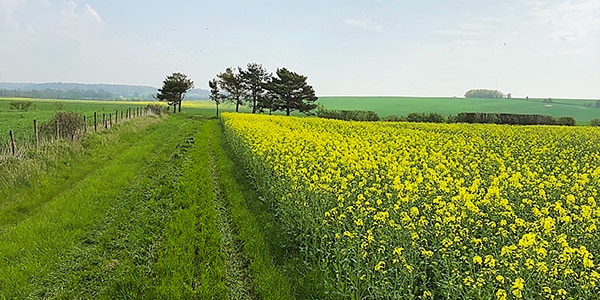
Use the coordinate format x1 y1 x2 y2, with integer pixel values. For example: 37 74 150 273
33 119 39 147
94 112 97 132
128 108 131 119
103 114 107 129
109 113 113 127
83 116 87 134
121 110 123 120
115 110 118 124
55 120 60 140
9 130 16 156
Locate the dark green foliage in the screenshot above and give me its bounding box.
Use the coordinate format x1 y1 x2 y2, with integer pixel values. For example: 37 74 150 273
556 116 576 126
39 111 85 139
317 107 380 121
208 78 223 117
155 72 194 113
406 112 446 123
265 68 318 116
595 100 600 108
590 119 600 126
240 63 270 114
382 115 407 122
8 101 33 111
455 112 576 126
464 89 505 99
146 103 165 115
217 68 245 113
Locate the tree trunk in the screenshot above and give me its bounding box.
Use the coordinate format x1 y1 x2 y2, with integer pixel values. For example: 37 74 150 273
216 103 219 117
252 98 257 113
178 101 182 113
235 98 240 112
173 104 176 113
286 107 290 116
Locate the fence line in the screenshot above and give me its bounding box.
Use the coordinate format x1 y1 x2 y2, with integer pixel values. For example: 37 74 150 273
2 107 151 158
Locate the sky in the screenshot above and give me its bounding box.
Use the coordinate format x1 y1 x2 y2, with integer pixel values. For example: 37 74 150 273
0 0 599 99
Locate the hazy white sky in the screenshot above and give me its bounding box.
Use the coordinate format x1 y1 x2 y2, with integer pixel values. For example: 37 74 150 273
0 0 599 98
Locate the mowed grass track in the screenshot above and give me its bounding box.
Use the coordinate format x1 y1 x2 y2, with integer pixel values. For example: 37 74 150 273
0 114 294 299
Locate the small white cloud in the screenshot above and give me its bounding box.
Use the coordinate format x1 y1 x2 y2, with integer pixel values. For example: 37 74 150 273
84 4 103 24
343 17 383 32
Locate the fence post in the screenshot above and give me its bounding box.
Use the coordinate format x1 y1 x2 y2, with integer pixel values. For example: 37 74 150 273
109 113 113 127
83 116 87 134
55 119 60 140
94 112 97 133
33 119 39 148
115 110 118 124
9 130 16 156
121 110 123 120
103 114 107 129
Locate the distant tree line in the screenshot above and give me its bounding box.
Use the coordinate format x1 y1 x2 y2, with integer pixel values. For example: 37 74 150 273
0 88 155 101
316 106 380 121
209 63 317 116
464 89 505 99
318 109 577 126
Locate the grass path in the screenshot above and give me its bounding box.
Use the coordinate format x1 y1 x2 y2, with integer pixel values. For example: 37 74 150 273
0 114 297 299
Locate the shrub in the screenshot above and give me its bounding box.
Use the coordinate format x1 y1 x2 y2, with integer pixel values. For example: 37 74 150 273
316 107 379 121
146 104 164 115
590 119 600 126
39 111 85 140
406 112 446 123
382 115 407 122
9 101 33 111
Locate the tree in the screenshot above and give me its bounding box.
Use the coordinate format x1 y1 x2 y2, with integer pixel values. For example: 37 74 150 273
265 68 318 116
208 78 223 117
217 67 245 112
155 72 194 113
240 63 270 113
464 89 505 99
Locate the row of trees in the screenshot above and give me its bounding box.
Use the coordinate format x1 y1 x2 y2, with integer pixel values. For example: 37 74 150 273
465 89 505 99
209 63 318 116
0 88 115 100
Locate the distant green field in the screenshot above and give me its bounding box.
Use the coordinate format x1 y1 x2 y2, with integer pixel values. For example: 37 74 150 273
0 98 149 146
317 97 600 124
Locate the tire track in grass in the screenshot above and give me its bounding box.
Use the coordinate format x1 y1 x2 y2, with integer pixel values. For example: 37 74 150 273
205 119 294 299
207 136 257 300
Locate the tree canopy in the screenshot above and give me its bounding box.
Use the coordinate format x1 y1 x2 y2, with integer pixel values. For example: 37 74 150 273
214 63 318 116
208 78 223 117
217 68 245 113
240 63 270 113
464 89 505 99
265 68 318 116
155 72 194 113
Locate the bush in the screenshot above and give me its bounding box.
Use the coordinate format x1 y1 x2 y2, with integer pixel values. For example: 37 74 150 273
9 101 33 111
406 112 446 123
455 113 575 126
316 107 379 121
382 115 407 122
590 119 600 126
146 104 165 115
39 111 85 140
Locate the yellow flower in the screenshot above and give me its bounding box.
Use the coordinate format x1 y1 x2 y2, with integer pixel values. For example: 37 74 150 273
472 255 483 265
496 289 507 300
374 261 386 272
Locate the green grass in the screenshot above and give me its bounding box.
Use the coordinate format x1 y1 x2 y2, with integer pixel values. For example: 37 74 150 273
0 111 302 298
317 96 600 124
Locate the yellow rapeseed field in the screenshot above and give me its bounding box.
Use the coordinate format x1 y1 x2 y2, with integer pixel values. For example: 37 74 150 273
222 113 600 299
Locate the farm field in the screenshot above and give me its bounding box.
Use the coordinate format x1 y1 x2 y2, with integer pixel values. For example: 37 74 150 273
223 113 600 299
317 96 600 124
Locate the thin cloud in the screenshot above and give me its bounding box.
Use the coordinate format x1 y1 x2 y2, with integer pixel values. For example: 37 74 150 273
343 17 383 32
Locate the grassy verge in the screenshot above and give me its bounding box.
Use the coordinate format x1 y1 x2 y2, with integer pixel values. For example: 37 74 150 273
206 119 296 299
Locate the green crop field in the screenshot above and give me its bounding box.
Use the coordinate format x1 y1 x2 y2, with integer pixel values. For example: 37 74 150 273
317 96 600 124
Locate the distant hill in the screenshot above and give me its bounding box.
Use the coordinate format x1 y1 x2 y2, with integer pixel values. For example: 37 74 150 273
0 82 210 100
